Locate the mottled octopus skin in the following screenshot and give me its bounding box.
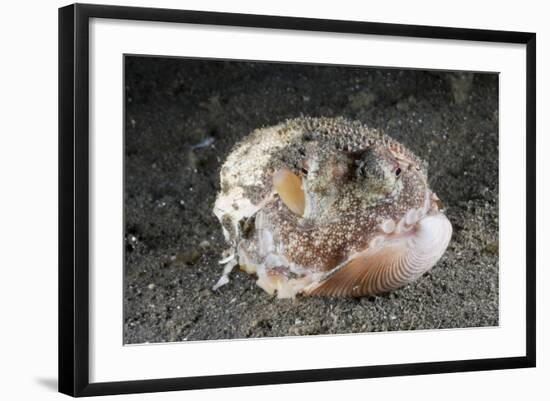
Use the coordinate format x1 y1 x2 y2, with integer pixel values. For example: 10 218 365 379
213 117 452 298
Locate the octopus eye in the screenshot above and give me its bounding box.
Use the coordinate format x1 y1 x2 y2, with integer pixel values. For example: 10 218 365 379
395 167 402 177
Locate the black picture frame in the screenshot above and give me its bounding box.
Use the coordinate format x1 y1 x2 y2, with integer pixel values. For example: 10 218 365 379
58 3 536 397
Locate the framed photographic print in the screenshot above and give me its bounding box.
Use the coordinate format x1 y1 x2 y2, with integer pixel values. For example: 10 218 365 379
58 3 536 397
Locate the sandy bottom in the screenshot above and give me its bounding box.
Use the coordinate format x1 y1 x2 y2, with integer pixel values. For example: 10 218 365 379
124 57 499 343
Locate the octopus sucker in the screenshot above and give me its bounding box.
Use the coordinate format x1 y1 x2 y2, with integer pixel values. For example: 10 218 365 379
213 117 452 298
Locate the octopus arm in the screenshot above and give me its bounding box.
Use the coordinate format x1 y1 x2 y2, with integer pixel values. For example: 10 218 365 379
304 213 452 297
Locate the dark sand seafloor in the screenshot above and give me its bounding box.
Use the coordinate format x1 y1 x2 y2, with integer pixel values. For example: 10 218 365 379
124 57 499 344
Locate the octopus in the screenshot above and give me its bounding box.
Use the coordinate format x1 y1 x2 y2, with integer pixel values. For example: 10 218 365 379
213 117 452 298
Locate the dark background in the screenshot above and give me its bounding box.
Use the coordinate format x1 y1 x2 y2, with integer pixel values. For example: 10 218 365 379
124 56 499 344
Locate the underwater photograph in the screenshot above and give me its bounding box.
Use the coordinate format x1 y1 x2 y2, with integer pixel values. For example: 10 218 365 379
123 56 499 344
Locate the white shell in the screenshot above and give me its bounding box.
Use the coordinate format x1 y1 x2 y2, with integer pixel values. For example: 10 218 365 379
305 212 452 296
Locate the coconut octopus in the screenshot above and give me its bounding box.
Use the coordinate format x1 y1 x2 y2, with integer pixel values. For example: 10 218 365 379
213 117 452 298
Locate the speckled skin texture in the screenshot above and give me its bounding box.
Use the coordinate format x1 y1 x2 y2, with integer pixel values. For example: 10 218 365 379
124 57 498 343
216 117 449 297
